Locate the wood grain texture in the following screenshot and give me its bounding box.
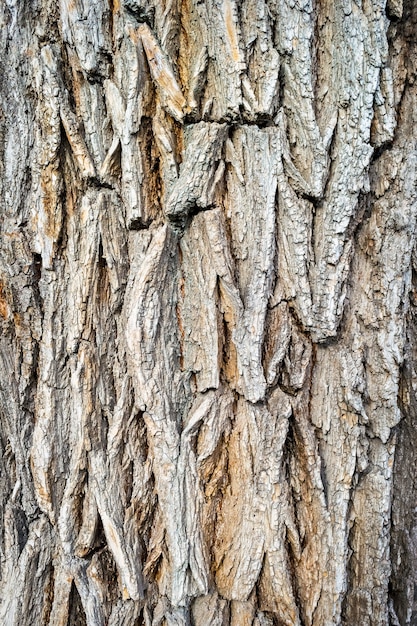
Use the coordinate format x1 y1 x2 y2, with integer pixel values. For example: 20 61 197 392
1 1 417 624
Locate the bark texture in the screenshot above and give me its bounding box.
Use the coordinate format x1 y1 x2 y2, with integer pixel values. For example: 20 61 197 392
1 0 417 624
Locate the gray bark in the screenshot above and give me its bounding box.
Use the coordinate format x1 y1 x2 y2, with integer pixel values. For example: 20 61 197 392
0 0 417 624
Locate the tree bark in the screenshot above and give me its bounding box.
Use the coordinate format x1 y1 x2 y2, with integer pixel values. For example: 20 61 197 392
1 1 417 624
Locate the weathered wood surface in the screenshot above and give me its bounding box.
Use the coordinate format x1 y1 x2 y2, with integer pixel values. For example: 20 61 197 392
1 0 417 624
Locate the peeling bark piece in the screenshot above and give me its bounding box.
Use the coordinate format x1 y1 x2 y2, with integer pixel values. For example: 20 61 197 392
57 345 95 557
280 325 312 393
309 345 362 624
152 105 179 194
65 190 102 349
176 388 233 603
240 0 280 119
180 211 220 392
86 382 150 605
139 23 186 122
201 208 244 389
103 62 161 227
258 552 300 626
371 67 396 148
271 0 329 197
205 0 244 120
125 225 191 605
104 79 126 140
30 360 60 526
32 187 105 532
187 46 209 114
0 516 52 626
226 126 279 402
215 397 298 625
180 0 244 121
141 0 181 65
214 403 267 600
344 439 395 626
272 0 393 342
165 122 227 221
289 389 331 626
263 302 292 387
69 64 110 167
309 0 389 340
69 555 108 626
275 133 315 331
102 77 144 227
74 486 98 558
60 102 96 179
30 45 63 268
97 190 129 305
33 44 96 185
178 393 218 596
90 455 145 602
158 388 233 606
59 0 112 77
125 224 181 413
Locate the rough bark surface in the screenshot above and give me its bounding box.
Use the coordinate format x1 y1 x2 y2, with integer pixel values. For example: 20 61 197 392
1 1 417 625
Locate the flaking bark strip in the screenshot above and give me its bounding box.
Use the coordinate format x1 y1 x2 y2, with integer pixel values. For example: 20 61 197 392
138 23 186 123
165 122 227 222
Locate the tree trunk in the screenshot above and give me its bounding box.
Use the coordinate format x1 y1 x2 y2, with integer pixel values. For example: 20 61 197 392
1 0 417 624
